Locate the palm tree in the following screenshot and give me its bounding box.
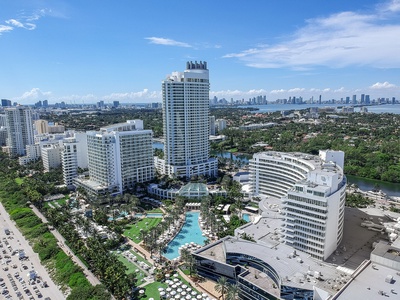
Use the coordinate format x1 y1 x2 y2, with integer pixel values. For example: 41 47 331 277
215 276 229 300
226 283 239 300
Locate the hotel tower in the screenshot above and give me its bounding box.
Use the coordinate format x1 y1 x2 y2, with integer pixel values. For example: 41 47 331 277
155 61 218 178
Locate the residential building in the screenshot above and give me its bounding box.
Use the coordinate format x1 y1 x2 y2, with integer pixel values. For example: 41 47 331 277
35 119 49 134
4 106 34 157
1 99 11 107
41 143 62 172
209 116 216 136
155 61 217 178
216 118 227 132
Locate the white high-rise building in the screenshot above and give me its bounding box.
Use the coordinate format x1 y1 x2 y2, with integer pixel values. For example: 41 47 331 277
155 61 218 178
41 143 62 172
75 120 154 195
4 106 34 157
250 150 346 260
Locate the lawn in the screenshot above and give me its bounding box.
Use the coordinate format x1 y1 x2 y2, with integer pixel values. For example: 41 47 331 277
130 250 152 266
124 217 162 243
116 254 147 285
141 281 168 300
43 197 68 209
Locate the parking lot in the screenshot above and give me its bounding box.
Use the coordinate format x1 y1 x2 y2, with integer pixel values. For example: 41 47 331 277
0 203 65 300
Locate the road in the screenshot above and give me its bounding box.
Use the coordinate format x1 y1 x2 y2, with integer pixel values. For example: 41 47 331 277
30 206 101 286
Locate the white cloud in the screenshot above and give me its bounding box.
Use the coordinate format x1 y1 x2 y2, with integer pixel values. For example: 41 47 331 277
224 1 400 69
18 88 52 101
5 19 24 28
145 37 192 48
0 25 13 34
369 81 397 89
1 8 50 36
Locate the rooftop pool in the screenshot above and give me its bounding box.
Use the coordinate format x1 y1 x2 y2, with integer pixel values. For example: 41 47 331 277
164 211 204 260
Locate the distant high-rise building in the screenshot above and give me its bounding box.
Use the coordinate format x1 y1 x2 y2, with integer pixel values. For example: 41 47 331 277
113 101 120 108
361 94 365 104
365 95 370 104
209 116 216 136
35 120 49 134
216 119 227 132
318 95 322 104
155 61 218 178
4 106 34 157
1 99 12 107
43 100 49 107
345 96 350 104
352 95 357 104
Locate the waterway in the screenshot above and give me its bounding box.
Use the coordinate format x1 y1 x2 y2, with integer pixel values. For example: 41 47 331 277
346 175 400 197
238 103 400 114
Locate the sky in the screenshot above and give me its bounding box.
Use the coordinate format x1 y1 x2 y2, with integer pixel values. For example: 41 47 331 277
1 0 400 104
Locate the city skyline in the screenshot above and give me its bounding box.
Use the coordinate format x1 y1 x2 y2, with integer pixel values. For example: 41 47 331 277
1 0 400 104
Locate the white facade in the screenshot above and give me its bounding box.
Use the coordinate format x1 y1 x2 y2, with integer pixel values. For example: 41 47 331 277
4 106 34 157
62 137 79 188
209 116 216 135
216 118 227 132
158 61 217 178
76 120 154 195
250 150 346 260
41 143 62 172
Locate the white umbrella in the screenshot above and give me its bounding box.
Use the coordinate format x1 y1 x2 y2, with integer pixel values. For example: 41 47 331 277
182 291 187 296
191 291 197 296
176 281 182 286
177 288 183 293
182 284 188 289
186 287 192 292
165 274 170 278
158 287 164 292
166 287 172 292
175 295 180 299
186 295 191 300
160 291 166 296
197 295 202 299
174 273 179 277
202 293 208 298
139 290 145 294
173 278 179 282
149 298 154 300
172 284 177 289
171 291 177 296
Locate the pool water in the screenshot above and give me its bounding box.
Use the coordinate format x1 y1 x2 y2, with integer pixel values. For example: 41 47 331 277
164 211 204 260
243 213 250 222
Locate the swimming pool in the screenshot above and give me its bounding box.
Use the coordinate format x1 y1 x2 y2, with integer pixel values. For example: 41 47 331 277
164 211 204 260
243 213 250 222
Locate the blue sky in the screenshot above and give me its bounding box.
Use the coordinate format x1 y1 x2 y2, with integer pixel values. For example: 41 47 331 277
1 0 400 104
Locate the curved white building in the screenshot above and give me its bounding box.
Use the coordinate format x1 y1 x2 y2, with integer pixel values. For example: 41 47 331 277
250 150 346 260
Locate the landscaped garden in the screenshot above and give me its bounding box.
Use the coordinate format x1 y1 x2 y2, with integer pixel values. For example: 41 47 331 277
123 217 163 243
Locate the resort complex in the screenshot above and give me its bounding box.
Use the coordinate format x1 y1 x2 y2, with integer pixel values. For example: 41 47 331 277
2 61 400 300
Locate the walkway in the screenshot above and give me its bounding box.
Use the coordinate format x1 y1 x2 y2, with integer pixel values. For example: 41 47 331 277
30 206 101 286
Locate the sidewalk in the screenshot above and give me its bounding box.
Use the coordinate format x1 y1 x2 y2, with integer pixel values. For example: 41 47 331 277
30 205 101 286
